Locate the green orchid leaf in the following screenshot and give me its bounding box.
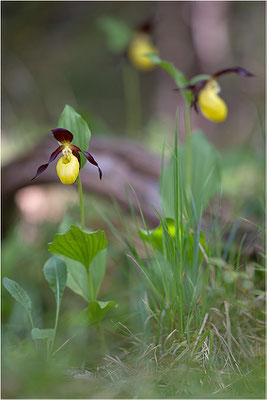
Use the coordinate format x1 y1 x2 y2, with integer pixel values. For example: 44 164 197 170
139 218 176 253
31 328 54 341
79 300 117 326
43 257 67 305
139 218 207 263
48 225 107 270
58 105 91 169
90 249 107 299
65 251 106 302
161 131 221 217
66 259 90 302
146 54 192 103
56 217 107 301
190 74 211 85
3 277 32 315
97 16 133 53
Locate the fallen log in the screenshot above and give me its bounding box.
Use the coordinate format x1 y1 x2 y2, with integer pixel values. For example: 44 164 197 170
2 135 263 262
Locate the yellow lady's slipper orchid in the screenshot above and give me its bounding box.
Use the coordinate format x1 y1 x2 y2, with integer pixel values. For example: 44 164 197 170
32 128 102 184
56 153 80 184
128 33 157 71
180 67 253 123
198 80 227 122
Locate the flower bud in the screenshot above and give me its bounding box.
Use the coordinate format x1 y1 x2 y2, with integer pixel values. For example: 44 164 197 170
56 154 79 184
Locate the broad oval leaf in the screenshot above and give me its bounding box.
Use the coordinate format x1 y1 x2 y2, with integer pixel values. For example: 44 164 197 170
3 277 31 314
65 250 107 302
58 105 91 169
91 249 107 299
43 256 67 304
31 328 54 341
48 226 107 270
66 259 90 302
78 300 117 326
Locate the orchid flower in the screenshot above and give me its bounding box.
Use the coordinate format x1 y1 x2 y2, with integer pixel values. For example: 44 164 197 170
32 128 102 184
128 33 157 71
182 67 253 122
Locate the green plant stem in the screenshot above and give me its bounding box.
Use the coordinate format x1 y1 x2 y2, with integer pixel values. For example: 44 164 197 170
77 174 85 230
97 323 108 354
50 297 60 356
122 61 142 136
28 312 38 352
185 102 192 193
87 268 107 354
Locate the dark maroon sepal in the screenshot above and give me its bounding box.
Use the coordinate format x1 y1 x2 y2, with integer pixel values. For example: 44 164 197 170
51 128 73 144
213 67 254 79
70 145 103 179
31 145 64 180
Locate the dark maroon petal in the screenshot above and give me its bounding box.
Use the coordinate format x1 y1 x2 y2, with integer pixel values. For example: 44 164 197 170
31 145 64 180
70 145 102 180
51 128 73 144
192 99 199 114
212 67 254 79
83 151 103 180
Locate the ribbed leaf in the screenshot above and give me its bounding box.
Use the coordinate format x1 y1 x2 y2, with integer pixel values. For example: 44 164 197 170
3 277 32 314
91 249 107 299
48 225 107 270
66 259 90 301
58 105 91 169
43 257 67 304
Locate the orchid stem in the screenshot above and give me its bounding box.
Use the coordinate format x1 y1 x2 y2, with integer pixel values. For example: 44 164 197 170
77 174 85 230
97 324 108 355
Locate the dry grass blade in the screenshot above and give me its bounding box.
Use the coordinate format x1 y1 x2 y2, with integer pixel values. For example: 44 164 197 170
191 312 209 354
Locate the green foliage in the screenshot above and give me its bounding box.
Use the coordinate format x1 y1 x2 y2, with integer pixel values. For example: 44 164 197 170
64 249 107 302
190 74 211 85
58 105 91 169
3 277 32 316
161 130 221 217
79 300 117 326
147 54 192 103
66 260 90 301
97 16 133 53
138 217 207 263
48 225 107 270
31 328 54 341
43 256 67 304
90 249 107 299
